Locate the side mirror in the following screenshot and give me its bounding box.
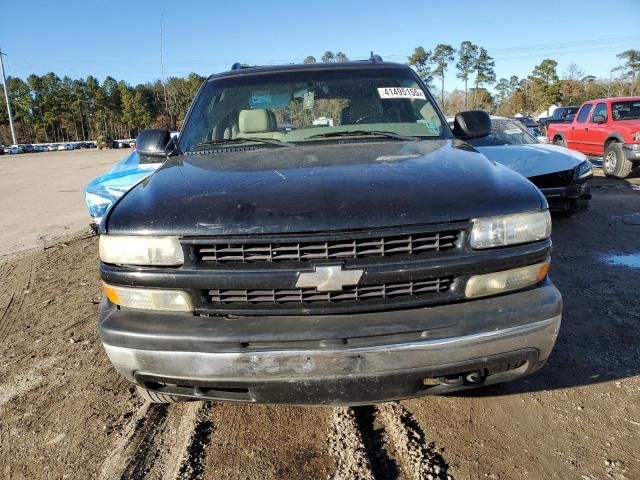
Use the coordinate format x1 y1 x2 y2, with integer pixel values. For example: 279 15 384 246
453 110 491 139
136 129 171 158
592 115 606 124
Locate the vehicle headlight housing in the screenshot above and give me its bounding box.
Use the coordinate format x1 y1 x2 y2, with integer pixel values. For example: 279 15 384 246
103 283 192 312
465 261 550 298
99 235 184 266
470 211 551 249
575 160 593 180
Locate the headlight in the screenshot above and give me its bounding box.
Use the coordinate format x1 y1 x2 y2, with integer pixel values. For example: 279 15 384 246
470 211 551 249
99 235 184 266
575 160 593 180
103 283 193 312
465 261 550 298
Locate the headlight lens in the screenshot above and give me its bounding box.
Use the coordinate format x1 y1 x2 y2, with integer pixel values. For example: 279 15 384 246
465 261 550 298
103 283 193 312
99 235 184 266
575 160 593 180
470 211 551 249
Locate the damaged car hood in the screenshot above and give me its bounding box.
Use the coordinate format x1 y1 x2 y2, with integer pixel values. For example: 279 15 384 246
104 140 544 235
474 143 586 179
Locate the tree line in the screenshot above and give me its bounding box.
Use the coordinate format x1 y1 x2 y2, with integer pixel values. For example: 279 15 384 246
0 73 204 145
1 47 639 145
406 43 639 116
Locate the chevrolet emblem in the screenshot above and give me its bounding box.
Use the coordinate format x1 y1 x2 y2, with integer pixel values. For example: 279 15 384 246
295 265 364 292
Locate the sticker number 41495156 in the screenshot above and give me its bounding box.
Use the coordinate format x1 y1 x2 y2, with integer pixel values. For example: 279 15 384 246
377 87 426 100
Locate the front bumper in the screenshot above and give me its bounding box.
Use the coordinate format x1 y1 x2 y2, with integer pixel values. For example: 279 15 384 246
542 183 591 211
99 282 562 405
622 143 640 161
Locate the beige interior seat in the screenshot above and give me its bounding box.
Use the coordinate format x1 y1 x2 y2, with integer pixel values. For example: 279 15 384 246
238 109 271 135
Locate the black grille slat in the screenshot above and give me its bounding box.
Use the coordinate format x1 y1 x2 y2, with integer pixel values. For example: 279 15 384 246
207 277 452 306
195 229 460 264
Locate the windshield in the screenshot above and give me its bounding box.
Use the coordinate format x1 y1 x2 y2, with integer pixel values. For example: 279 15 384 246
466 119 538 147
179 67 445 151
612 100 640 121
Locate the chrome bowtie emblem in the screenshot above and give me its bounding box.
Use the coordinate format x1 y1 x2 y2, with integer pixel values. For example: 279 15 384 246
295 265 364 292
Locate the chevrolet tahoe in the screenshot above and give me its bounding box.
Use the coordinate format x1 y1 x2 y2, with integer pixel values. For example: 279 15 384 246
97 58 562 405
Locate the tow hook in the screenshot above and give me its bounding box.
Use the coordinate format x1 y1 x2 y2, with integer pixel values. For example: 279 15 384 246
465 371 483 384
436 374 464 387
434 370 484 387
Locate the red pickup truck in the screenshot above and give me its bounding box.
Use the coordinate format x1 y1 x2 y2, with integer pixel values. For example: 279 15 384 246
547 97 640 178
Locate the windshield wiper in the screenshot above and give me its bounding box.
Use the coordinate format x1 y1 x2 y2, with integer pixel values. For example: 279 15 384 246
190 137 295 150
305 130 419 141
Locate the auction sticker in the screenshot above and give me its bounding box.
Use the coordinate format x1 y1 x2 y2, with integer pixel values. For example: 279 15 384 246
377 87 426 100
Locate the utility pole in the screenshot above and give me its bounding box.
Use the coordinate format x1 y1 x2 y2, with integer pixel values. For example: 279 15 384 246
0 49 17 145
160 15 173 129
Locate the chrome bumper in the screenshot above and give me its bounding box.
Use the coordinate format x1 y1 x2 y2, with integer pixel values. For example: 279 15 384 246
103 314 560 399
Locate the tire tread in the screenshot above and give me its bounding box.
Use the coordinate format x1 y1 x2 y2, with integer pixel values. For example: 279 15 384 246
604 142 632 179
136 386 182 403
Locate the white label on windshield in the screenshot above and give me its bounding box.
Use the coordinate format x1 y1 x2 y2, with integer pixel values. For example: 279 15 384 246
303 91 315 110
377 87 426 100
504 128 522 135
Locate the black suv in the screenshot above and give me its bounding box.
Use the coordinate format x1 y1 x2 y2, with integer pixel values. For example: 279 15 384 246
98 58 562 405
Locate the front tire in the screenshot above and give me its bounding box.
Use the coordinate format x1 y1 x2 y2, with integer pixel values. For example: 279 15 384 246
136 386 184 403
603 142 633 179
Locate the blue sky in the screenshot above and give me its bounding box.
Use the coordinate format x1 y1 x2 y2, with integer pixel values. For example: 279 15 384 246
1 0 639 93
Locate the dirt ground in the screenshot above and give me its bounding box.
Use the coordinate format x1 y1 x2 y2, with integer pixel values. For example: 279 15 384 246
0 161 638 479
0 149 124 257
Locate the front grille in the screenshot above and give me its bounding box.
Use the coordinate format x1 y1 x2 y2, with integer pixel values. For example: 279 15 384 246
207 277 452 305
195 230 460 263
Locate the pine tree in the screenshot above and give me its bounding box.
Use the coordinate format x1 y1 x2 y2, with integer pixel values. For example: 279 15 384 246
456 41 478 109
432 44 456 108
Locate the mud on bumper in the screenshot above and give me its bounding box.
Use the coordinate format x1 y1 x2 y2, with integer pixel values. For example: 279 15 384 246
99 283 562 405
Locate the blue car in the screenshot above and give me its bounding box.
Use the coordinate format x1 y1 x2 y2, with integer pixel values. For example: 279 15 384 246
84 150 163 231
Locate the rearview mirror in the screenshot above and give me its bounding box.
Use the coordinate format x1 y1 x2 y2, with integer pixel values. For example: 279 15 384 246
453 111 491 139
592 115 606 124
136 129 171 158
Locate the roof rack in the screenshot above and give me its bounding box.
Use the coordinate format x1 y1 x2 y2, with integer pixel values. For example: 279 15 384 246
369 52 384 63
231 63 247 70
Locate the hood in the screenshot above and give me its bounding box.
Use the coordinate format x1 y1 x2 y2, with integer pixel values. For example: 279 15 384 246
105 139 544 236
474 143 586 178
85 151 162 219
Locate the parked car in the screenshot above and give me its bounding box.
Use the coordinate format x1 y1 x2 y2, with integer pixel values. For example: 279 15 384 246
97 134 116 149
538 106 580 133
97 58 561 405
20 144 35 153
5 145 23 154
512 116 542 137
47 144 58 151
462 116 592 212
548 97 640 178
0 144 4 155
33 145 47 152
84 150 164 230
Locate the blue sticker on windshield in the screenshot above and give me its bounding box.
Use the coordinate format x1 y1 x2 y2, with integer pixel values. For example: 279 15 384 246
250 91 272 108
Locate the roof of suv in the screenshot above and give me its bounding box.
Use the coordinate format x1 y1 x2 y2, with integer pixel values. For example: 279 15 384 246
582 97 640 104
208 61 409 81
